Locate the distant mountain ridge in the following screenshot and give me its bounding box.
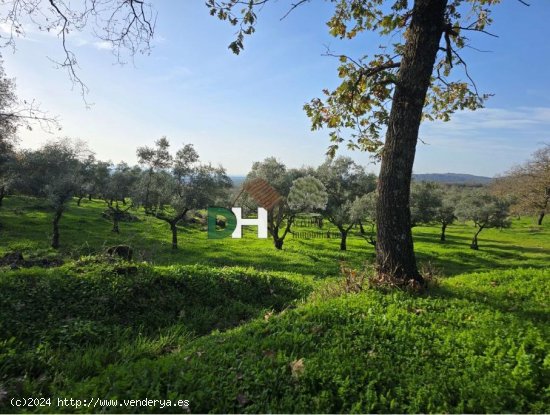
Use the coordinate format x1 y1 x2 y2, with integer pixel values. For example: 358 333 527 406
231 173 493 187
412 173 492 185
229 175 247 187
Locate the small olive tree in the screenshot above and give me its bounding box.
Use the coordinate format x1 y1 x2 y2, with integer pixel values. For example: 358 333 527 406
455 189 510 250
410 181 443 227
74 155 98 206
244 158 301 250
103 162 140 233
135 140 231 249
136 137 172 214
17 139 85 248
287 176 328 213
316 157 377 250
435 188 462 242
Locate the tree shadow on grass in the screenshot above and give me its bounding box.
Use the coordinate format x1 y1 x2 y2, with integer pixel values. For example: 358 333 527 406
429 283 549 327
0 264 312 345
413 233 550 276
0 263 315 400
127 231 364 278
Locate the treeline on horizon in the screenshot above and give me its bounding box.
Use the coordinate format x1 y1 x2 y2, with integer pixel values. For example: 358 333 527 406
1 135 548 254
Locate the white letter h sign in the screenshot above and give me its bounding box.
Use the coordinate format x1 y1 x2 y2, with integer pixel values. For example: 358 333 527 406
231 208 268 238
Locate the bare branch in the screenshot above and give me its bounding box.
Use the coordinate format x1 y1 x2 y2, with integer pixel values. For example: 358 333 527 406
280 0 310 21
0 0 156 99
322 50 400 77
458 26 499 38
450 47 480 97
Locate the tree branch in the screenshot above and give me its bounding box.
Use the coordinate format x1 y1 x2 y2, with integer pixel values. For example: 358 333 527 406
280 0 310 21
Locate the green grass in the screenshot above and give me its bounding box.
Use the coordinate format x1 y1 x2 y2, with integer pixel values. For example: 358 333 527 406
0 262 313 407
63 268 549 414
0 196 549 413
1 196 548 277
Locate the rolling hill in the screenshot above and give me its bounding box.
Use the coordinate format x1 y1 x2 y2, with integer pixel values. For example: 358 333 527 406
412 173 493 185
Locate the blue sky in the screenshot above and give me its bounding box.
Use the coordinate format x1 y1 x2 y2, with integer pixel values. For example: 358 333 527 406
2 1 549 176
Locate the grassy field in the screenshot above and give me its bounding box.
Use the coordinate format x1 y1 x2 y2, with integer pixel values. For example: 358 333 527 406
0 196 549 413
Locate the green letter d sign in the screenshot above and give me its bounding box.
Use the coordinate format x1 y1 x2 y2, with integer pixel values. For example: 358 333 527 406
207 207 237 239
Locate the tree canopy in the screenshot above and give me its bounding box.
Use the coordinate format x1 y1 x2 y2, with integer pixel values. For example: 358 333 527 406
491 145 550 225
455 188 510 249
16 138 88 247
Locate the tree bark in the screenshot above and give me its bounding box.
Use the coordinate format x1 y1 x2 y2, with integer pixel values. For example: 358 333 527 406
51 207 64 249
77 195 84 206
470 226 484 250
376 0 447 283
340 230 347 251
537 211 545 226
157 210 187 250
143 168 154 211
112 215 120 233
268 209 293 250
107 204 123 233
171 222 178 250
271 225 284 249
359 221 366 235
440 223 447 242
0 185 5 207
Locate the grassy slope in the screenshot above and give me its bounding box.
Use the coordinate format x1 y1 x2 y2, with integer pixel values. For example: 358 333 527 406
1 196 548 277
68 268 550 413
0 196 549 413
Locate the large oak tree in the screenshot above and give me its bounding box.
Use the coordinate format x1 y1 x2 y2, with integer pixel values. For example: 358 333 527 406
206 0 519 284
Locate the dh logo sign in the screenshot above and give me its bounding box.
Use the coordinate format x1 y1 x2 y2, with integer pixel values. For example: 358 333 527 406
207 207 268 239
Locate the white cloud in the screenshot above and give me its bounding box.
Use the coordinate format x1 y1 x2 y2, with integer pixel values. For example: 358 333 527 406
0 22 14 35
421 106 550 145
93 41 113 51
154 34 167 44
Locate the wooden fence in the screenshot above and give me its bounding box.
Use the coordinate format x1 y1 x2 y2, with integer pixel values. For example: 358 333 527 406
291 230 341 239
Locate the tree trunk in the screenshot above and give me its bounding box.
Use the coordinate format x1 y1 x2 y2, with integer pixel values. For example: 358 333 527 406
88 194 92 201
171 222 178 250
51 207 64 249
537 211 545 226
0 185 5 207
144 168 154 211
274 238 284 250
269 212 293 250
112 215 120 233
340 230 347 251
359 221 366 235
271 224 283 249
470 226 484 250
440 223 447 242
375 0 447 283
77 195 84 206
